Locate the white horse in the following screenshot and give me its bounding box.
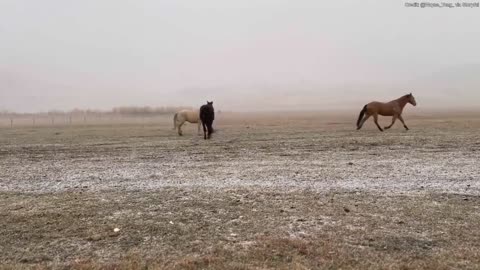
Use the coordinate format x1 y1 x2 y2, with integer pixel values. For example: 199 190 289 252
173 110 201 136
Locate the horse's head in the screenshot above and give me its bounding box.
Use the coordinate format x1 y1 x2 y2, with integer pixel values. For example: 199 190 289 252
407 93 416 106
206 101 213 106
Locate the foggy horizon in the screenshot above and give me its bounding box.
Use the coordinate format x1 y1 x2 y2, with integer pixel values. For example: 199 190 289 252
1 1 479 113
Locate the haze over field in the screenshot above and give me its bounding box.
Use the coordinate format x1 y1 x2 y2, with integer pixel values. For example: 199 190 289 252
1 1 479 112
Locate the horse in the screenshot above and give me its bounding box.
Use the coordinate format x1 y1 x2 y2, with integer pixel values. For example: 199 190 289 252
356 93 417 132
199 101 215 140
173 109 201 136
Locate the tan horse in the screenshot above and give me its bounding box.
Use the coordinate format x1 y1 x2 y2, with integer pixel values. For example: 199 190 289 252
356 93 417 132
173 110 201 136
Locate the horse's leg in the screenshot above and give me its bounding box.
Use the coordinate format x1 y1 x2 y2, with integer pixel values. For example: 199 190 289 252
173 114 177 130
373 114 383 132
207 122 213 139
357 114 371 130
384 115 397 130
398 115 409 130
177 122 184 136
202 122 207 140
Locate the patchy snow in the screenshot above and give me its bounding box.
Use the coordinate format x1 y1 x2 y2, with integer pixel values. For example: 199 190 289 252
1 119 479 195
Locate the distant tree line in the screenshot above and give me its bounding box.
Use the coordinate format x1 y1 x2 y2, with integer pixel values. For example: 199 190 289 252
0 106 194 118
111 106 193 116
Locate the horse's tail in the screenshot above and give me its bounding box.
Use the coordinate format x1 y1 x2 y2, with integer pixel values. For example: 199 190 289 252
357 105 367 128
173 113 178 130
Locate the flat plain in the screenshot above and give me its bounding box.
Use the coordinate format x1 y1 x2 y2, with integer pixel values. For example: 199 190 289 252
1 111 479 269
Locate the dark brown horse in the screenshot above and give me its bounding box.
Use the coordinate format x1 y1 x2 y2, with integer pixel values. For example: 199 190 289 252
357 93 417 132
200 101 215 139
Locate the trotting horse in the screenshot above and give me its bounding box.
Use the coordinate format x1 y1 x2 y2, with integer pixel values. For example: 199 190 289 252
356 93 417 132
200 101 215 140
173 110 201 136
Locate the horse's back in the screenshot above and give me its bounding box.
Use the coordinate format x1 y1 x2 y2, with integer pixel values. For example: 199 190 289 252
177 110 200 123
366 101 395 116
200 105 214 123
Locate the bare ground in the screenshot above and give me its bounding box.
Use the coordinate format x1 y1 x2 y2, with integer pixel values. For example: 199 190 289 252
0 112 479 269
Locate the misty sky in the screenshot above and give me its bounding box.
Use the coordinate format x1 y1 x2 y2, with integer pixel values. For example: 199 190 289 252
1 0 479 112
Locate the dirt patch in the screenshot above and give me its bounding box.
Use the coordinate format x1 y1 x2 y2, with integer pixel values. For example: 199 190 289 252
1 190 479 269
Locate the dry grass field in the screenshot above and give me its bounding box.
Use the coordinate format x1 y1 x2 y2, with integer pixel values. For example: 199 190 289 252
1 111 479 269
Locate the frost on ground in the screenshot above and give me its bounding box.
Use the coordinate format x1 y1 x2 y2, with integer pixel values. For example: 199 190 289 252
0 112 479 269
0 113 479 194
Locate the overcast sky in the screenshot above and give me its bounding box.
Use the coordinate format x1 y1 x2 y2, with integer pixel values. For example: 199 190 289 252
1 0 479 112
